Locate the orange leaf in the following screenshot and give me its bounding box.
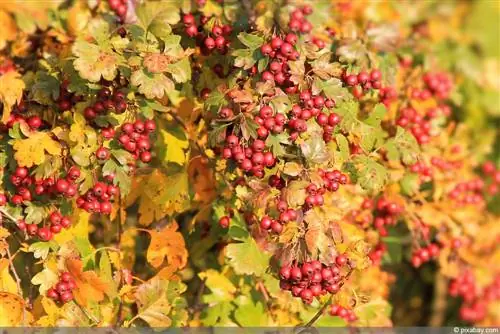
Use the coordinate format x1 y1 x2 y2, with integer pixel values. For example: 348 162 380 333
146 221 188 273
65 257 110 306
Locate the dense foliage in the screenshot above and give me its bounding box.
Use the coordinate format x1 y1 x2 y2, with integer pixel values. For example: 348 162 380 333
0 0 499 327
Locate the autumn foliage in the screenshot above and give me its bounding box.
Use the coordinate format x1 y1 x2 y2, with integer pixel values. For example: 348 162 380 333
0 0 499 328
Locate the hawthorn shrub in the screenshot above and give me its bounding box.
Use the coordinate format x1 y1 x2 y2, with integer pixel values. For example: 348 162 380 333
0 0 499 327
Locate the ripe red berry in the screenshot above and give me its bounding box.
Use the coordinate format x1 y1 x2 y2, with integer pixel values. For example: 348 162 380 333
270 221 283 234
17 220 27 231
271 37 283 50
260 44 272 55
60 291 74 303
100 201 113 214
47 288 59 300
290 266 302 281
285 33 298 45
27 224 38 235
96 147 110 160
67 166 81 180
50 224 62 234
183 13 195 26
140 151 152 163
144 119 156 132
27 116 42 129
15 166 29 179
335 254 347 266
60 217 71 228
37 227 53 241
370 69 382 81
11 194 23 206
0 193 6 206
218 216 230 228
186 25 198 37
279 265 291 280
204 37 215 49
55 179 69 193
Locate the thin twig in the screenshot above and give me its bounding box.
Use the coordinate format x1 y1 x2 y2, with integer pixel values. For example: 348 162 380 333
115 197 124 327
429 272 447 326
6 246 22 295
298 268 355 331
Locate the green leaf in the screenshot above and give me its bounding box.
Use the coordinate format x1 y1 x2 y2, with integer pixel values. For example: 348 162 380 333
234 298 268 326
355 156 388 193
133 277 187 327
384 127 420 165
333 100 359 133
204 90 226 108
335 133 350 162
400 173 420 196
225 238 270 277
111 149 132 166
166 57 191 83
24 203 48 225
29 71 60 105
131 69 174 99
99 251 117 298
72 40 122 83
315 78 350 102
269 95 291 115
237 32 264 49
136 2 180 35
198 269 236 303
364 103 387 127
201 301 235 326
265 134 287 157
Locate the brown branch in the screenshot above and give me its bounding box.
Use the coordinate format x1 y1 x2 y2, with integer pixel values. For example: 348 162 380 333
429 272 447 326
6 246 22 296
115 197 124 327
241 0 256 26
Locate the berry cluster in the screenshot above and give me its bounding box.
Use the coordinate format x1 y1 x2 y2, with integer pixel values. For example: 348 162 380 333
409 161 433 182
258 170 348 234
371 197 403 236
430 156 462 172
287 5 313 33
84 88 127 122
57 81 83 112
47 272 76 304
117 119 156 163
422 72 453 100
9 165 80 207
259 34 300 89
329 304 358 323
279 256 348 304
342 69 383 100
448 179 485 206
108 0 128 22
449 271 500 322
19 210 72 241
182 13 232 54
76 180 119 215
481 161 500 195
410 243 440 268
368 242 387 266
221 134 276 178
396 106 449 145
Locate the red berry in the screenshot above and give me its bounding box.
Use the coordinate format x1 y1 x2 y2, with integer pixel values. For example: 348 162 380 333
260 216 272 230
279 265 291 280
96 147 110 160
15 166 29 179
11 194 23 206
59 291 74 303
140 151 152 163
50 224 62 234
60 217 71 228
204 37 215 49
270 221 283 234
335 254 347 266
37 227 53 241
290 266 302 281
144 119 156 132
183 13 195 26
218 216 230 228
260 44 272 55
55 179 69 193
47 288 59 300
27 116 42 129
27 224 38 235
100 201 113 214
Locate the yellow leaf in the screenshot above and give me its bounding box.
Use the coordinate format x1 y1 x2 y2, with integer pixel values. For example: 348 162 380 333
0 71 25 123
198 269 236 301
65 257 110 307
0 292 25 326
0 258 18 293
126 170 190 226
146 221 188 272
12 131 62 168
36 297 60 326
31 266 59 295
0 10 16 50
66 0 91 37
54 209 90 245
158 126 189 165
